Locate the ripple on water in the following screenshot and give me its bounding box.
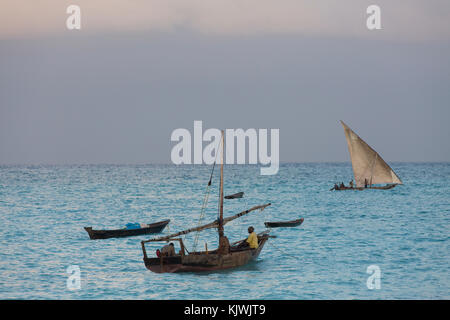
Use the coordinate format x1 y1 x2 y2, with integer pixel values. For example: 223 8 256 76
0 163 449 299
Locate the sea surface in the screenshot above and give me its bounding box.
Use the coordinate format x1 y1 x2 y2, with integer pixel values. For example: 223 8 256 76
0 163 449 299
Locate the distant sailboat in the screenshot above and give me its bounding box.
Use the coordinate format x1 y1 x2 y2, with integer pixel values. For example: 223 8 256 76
331 121 402 191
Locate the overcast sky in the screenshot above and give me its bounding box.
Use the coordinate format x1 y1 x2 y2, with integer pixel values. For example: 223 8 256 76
1 1 450 164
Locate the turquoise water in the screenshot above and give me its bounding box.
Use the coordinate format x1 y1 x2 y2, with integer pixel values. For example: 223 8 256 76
0 163 449 299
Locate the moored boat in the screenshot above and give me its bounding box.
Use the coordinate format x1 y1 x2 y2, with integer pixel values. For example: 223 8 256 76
264 218 304 228
84 219 170 240
225 191 244 199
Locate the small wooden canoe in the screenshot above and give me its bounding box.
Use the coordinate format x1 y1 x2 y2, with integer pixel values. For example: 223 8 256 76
225 192 244 199
84 219 170 240
264 218 304 228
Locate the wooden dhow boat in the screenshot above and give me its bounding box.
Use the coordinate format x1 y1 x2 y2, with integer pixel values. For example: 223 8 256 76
141 131 274 273
331 121 402 191
84 219 170 240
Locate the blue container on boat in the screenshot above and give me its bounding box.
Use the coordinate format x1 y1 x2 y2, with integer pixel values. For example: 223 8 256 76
125 223 141 230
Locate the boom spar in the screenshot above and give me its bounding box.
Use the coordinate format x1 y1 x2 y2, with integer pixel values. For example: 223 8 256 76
142 203 271 243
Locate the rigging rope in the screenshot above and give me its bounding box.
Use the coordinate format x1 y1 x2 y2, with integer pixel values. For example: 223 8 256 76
239 193 250 240
192 180 212 252
266 238 301 261
191 137 222 252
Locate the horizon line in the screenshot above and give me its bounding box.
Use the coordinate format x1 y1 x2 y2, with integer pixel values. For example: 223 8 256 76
1 161 449 166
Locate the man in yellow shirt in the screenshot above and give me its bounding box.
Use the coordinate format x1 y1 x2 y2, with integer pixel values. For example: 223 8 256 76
245 226 258 249
236 226 258 250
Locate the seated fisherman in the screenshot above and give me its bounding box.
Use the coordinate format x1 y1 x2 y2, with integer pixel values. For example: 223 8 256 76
161 242 175 256
349 180 354 188
246 226 258 249
237 226 259 249
247 226 259 249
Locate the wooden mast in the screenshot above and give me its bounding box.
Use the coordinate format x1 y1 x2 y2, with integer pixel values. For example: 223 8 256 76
218 130 224 238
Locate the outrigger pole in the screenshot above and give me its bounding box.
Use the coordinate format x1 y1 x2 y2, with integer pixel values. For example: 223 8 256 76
142 203 271 244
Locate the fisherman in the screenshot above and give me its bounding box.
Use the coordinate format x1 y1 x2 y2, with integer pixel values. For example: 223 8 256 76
349 180 354 188
340 182 345 189
364 179 368 188
161 242 175 256
246 226 258 249
237 226 258 249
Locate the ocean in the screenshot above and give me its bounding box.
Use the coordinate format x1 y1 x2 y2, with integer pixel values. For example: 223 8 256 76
0 163 448 299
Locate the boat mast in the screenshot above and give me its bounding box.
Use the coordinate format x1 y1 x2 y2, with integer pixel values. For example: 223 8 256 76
218 130 224 238
369 153 378 187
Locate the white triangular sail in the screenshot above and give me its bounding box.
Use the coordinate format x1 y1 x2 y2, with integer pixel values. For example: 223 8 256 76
341 121 402 188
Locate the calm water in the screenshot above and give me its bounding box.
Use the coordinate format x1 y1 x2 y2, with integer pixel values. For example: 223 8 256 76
0 163 449 299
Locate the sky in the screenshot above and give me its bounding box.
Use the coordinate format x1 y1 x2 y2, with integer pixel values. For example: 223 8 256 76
1 1 450 164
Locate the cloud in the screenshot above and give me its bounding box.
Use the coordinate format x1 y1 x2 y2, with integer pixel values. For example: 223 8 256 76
1 0 449 41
